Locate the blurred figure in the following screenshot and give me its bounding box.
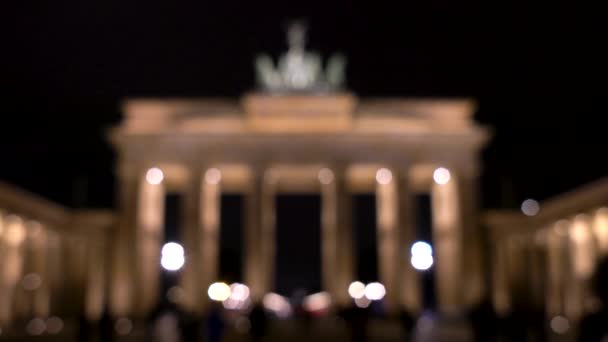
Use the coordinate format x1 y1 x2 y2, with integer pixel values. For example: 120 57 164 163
249 302 268 342
99 307 114 342
579 257 608 341
147 300 183 342
340 305 369 342
179 310 200 342
206 303 225 342
399 309 415 341
468 297 499 342
77 310 93 342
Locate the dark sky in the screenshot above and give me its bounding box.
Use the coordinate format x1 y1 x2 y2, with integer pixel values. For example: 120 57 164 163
2 1 607 210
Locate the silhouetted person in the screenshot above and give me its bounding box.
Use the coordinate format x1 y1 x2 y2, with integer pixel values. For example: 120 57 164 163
179 310 200 342
99 307 114 342
579 257 608 341
249 302 268 342
399 309 415 341
340 305 369 342
468 297 498 342
206 303 225 342
77 310 93 342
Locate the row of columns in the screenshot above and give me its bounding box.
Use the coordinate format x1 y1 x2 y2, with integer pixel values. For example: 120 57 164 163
492 209 608 321
0 212 103 325
111 164 473 316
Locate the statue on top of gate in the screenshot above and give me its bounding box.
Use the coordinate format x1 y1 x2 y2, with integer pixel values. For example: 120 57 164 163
255 21 346 94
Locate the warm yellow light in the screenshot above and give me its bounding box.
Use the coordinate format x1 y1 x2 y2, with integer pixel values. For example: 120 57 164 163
205 168 222 185
318 168 334 185
364 282 386 301
208 282 231 302
521 199 540 216
146 167 164 185
375 168 392 185
433 167 451 185
348 281 366 299
4 216 26 246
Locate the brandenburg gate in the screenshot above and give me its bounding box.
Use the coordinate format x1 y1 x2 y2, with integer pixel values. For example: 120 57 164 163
108 24 489 318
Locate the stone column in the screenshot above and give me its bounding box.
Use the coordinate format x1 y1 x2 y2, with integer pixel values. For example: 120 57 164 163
431 169 462 314
398 171 421 314
567 214 596 319
244 168 264 302
85 230 107 321
110 167 140 317
29 223 50 318
0 215 26 324
492 239 510 316
320 166 352 306
459 174 484 307
259 169 277 296
376 167 400 313
592 208 608 257
136 170 165 315
336 169 354 307
180 169 203 312
199 168 222 311
546 225 566 316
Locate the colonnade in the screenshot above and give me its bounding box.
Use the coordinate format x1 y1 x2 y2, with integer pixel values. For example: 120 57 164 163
0 210 111 326
491 208 608 322
111 163 478 317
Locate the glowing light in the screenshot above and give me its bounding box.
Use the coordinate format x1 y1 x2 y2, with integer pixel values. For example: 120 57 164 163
521 199 540 216
550 315 569 334
410 241 434 271
229 283 250 301
46 316 63 334
433 167 451 185
411 241 433 256
348 281 366 299
364 282 386 301
208 282 231 302
205 168 222 185
318 168 334 185
115 317 133 335
146 167 164 185
302 292 331 312
160 242 185 271
354 296 371 308
263 293 292 318
375 168 393 185
223 283 251 310
22 273 42 291
26 318 46 336
4 216 26 246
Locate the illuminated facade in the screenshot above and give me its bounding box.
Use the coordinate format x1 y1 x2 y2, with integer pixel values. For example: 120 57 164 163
486 178 608 326
0 182 114 326
107 93 489 317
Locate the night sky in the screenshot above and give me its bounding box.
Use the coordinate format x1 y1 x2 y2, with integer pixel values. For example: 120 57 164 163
3 1 607 210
